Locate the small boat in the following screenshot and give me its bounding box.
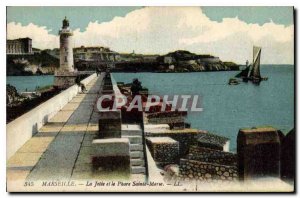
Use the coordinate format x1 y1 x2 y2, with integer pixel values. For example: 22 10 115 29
234 46 268 84
228 78 239 85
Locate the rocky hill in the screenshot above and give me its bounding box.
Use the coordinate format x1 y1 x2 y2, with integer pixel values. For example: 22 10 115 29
7 50 59 76
156 50 239 72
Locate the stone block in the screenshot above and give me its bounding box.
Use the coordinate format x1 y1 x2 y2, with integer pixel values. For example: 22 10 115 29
281 129 295 181
237 127 281 180
130 151 144 159
146 137 179 165
98 110 121 138
121 124 142 136
124 136 143 144
145 128 200 156
92 138 130 172
197 132 230 151
131 166 146 174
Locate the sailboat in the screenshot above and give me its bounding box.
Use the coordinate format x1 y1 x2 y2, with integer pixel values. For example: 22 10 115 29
230 46 268 85
235 60 250 81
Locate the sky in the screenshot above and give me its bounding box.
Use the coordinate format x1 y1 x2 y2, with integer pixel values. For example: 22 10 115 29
7 6 294 64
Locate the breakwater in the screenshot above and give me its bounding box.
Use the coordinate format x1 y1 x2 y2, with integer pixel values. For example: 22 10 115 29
6 71 295 191
6 73 97 159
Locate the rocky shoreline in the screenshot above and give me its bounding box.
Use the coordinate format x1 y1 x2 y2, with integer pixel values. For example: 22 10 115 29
7 49 239 75
6 84 60 123
7 52 58 76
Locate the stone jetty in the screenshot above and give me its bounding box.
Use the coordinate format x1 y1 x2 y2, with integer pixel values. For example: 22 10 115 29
6 72 294 192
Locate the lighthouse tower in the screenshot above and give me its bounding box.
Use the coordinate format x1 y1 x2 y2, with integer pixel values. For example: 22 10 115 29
59 17 74 72
54 17 77 89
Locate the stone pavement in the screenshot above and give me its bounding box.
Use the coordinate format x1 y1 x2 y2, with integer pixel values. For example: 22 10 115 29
7 75 103 182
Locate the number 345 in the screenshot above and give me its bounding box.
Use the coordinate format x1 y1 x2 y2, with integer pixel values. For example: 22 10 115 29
24 182 34 187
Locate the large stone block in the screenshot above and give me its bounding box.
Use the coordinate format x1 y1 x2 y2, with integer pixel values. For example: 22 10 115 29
145 128 200 156
146 137 179 165
281 129 295 182
237 127 281 180
197 132 230 152
98 110 121 138
91 138 130 172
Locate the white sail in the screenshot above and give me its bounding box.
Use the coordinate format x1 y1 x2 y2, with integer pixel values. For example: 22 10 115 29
249 46 261 78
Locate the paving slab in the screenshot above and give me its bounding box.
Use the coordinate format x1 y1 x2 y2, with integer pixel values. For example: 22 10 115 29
48 110 74 123
61 102 81 111
18 137 54 153
7 169 31 181
7 152 43 169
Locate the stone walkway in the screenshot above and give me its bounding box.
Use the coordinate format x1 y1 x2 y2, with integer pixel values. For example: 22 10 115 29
7 75 103 182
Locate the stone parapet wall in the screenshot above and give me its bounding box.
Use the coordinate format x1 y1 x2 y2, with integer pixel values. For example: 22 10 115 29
179 159 238 182
187 146 237 166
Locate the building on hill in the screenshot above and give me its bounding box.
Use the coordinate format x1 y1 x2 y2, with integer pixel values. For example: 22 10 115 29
164 56 175 65
45 48 60 58
195 55 220 63
73 46 119 62
32 48 41 54
7 37 33 55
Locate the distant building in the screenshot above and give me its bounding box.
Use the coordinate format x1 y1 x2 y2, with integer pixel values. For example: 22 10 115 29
45 48 60 59
7 37 33 54
143 55 159 62
32 48 41 54
169 65 175 70
197 55 220 63
73 46 119 62
164 56 174 65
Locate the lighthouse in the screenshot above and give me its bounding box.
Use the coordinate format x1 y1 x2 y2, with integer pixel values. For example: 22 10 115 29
54 17 77 89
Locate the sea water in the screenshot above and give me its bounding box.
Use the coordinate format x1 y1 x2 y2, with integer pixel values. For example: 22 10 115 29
6 75 54 92
112 65 294 151
6 66 294 151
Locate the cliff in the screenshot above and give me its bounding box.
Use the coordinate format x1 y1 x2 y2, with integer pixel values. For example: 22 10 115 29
7 50 59 76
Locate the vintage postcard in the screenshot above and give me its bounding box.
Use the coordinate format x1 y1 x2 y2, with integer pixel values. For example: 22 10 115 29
6 6 294 192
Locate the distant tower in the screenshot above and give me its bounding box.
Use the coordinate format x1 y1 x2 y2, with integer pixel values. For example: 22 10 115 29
54 17 77 89
59 17 74 72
